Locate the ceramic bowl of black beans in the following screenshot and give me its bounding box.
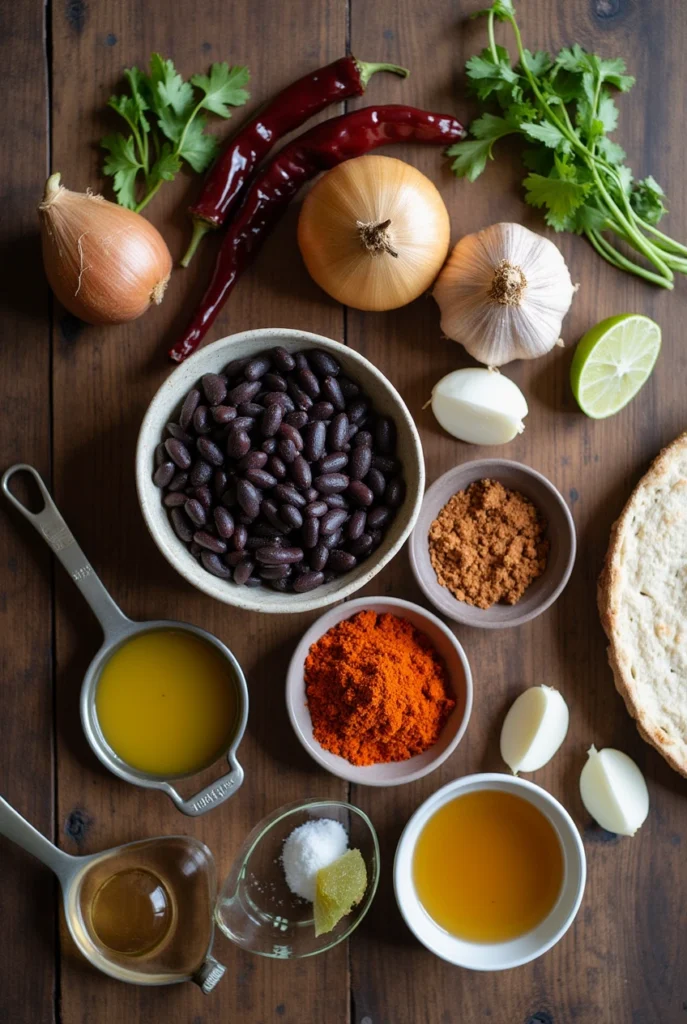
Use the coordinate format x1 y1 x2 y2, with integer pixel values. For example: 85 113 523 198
136 328 424 613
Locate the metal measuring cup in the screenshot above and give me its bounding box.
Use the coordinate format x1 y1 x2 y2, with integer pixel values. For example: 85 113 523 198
2 464 248 816
0 794 226 990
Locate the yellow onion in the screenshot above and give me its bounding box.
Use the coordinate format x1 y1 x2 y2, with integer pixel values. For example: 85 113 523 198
38 173 172 324
297 155 450 311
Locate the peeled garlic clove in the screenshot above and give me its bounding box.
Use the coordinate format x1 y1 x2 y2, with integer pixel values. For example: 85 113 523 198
430 367 528 445
500 686 569 774
579 746 649 836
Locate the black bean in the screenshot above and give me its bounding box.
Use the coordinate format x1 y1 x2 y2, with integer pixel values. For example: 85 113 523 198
328 549 357 572
347 399 369 425
309 543 329 571
166 422 194 444
371 454 399 474
189 459 212 487
348 533 375 557
338 376 360 400
310 401 335 421
168 471 189 492
194 531 227 554
255 546 304 565
244 355 271 381
274 484 306 508
238 402 264 418
263 391 295 411
224 357 250 379
170 508 193 542
165 438 192 470
236 478 261 518
194 485 212 510
268 456 287 480
221 480 237 508
299 368 321 398
261 402 283 437
309 350 340 378
163 491 186 507
322 529 343 550
278 423 304 451
280 504 303 530
213 507 235 538
201 551 231 578
294 352 310 371
385 477 405 508
369 529 383 549
284 410 308 429
271 346 295 372
232 524 248 550
180 389 201 430
244 576 262 588
293 571 325 593
153 462 175 488
287 381 313 412
303 421 326 461
314 473 349 494
201 373 227 406
239 514 255 525
368 506 391 529
346 423 359 443
191 405 210 435
259 564 292 580
261 499 290 533
213 469 228 497
263 372 287 392
324 493 349 510
354 430 373 448
302 516 320 548
211 404 237 425
375 416 396 454
231 416 256 433
155 443 167 467
347 509 367 540
237 451 268 472
270 577 291 592
322 375 345 411
228 380 261 405
226 429 251 459
290 455 312 489
194 437 222 466
189 541 203 558
246 468 278 490
234 560 255 586
305 500 328 518
328 413 349 452
247 534 284 550
225 549 249 566
303 487 319 503
278 438 297 463
261 438 278 455
349 445 372 481
320 509 347 535
366 467 386 499
348 480 374 506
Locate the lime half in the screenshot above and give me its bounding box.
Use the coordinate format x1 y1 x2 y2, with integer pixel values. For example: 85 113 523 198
570 314 661 419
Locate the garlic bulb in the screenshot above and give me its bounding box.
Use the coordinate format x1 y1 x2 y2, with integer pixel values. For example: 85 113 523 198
430 367 527 445
433 223 575 367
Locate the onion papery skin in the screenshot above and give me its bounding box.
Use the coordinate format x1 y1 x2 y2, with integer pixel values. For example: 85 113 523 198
39 174 173 325
297 155 450 312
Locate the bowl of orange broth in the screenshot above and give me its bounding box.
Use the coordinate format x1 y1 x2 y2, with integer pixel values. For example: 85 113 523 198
394 774 585 970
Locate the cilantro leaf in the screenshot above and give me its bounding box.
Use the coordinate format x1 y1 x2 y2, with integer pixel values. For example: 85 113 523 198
631 176 667 225
555 44 589 73
466 46 520 101
191 63 250 118
520 49 552 76
101 133 141 209
520 120 571 153
448 112 517 181
523 171 592 231
123 67 151 132
596 136 626 165
597 92 619 133
177 117 219 173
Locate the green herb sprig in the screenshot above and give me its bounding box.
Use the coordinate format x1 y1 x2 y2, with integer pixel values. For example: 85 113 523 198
101 55 250 213
449 0 687 288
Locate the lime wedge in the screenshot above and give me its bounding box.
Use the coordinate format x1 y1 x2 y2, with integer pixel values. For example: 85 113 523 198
570 314 661 419
314 848 367 937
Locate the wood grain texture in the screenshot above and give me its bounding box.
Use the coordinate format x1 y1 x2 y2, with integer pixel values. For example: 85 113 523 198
0 2 56 1022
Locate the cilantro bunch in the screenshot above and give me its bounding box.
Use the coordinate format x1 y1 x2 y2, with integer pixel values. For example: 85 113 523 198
101 55 250 213
449 0 687 288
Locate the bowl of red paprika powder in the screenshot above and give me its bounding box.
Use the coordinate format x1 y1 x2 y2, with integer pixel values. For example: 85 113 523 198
286 596 473 785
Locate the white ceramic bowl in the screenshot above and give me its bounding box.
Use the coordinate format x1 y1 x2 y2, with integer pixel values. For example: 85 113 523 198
394 774 586 970
285 596 473 786
136 329 424 614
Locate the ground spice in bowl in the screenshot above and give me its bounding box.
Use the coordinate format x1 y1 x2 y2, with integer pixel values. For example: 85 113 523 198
304 610 455 766
428 479 549 610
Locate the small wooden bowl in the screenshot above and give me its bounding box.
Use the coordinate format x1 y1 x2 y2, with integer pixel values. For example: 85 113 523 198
409 460 576 629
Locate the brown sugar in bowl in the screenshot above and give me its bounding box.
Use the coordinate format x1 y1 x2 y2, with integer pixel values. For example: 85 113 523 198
409 461 576 629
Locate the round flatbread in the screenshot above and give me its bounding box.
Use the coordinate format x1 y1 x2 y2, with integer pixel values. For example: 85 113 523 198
598 431 687 777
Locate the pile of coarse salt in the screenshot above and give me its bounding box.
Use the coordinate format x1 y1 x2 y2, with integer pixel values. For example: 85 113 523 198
281 818 348 902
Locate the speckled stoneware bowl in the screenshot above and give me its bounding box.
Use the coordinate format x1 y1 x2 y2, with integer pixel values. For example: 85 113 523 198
409 460 576 629
286 596 473 785
136 329 424 614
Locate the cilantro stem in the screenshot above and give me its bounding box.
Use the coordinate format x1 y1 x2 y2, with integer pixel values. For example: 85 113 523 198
135 178 163 214
642 221 687 258
175 98 205 160
586 229 673 288
487 11 499 64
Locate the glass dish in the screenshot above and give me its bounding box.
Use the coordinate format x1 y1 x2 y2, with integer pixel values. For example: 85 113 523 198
215 799 380 958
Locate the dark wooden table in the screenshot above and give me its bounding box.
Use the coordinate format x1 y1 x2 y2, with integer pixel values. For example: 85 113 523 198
2 0 686 1021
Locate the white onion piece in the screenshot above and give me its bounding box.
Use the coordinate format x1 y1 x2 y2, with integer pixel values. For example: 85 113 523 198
579 746 649 836
430 368 528 445
500 686 569 774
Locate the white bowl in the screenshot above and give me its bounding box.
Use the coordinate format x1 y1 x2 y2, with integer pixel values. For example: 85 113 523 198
394 774 586 969
285 596 473 786
136 329 424 614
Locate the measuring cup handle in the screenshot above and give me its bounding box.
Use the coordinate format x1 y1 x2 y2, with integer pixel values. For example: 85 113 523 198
163 756 245 817
2 464 131 640
0 795 77 881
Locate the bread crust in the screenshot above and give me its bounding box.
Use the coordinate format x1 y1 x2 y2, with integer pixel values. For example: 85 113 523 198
598 431 687 777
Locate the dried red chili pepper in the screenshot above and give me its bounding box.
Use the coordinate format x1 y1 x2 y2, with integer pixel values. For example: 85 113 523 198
181 56 409 267
169 105 465 363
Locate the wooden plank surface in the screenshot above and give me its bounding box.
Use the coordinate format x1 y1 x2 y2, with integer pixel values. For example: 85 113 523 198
0 2 56 1023
2 0 687 1021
